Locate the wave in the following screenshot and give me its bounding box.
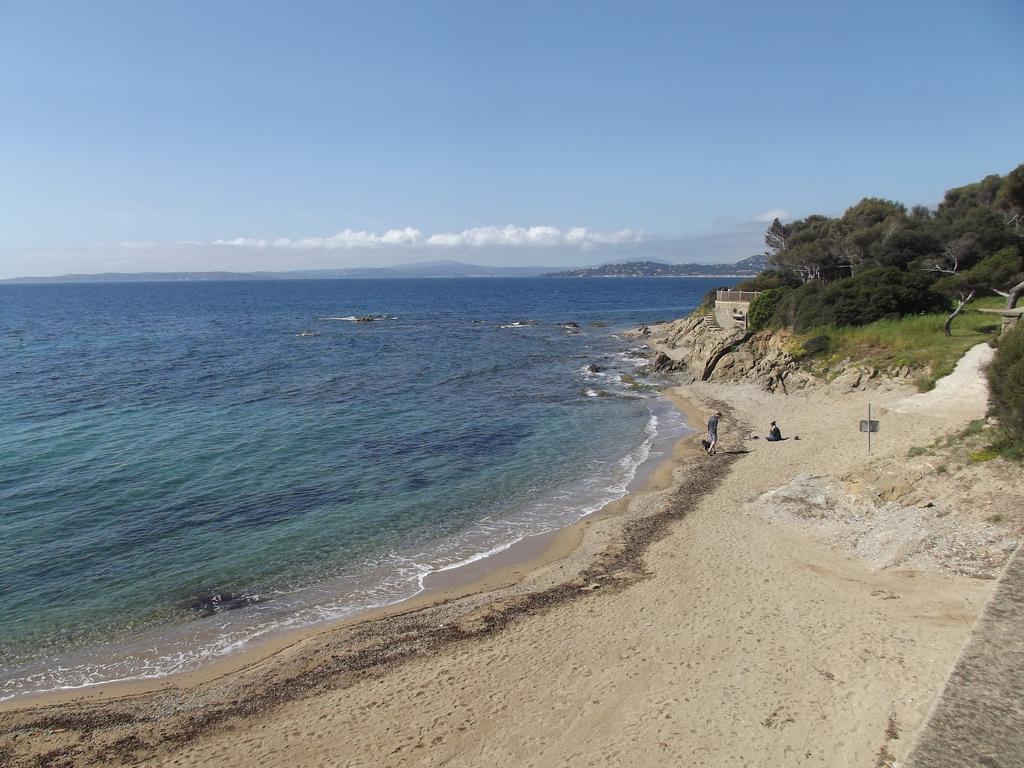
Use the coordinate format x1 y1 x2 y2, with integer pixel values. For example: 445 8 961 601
319 314 397 322
499 320 534 329
0 397 688 703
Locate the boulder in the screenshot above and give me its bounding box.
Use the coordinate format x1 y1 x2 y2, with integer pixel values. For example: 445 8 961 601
831 368 863 391
651 351 675 372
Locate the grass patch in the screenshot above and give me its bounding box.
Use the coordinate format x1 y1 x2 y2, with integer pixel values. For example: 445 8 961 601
990 432 1024 461
969 447 1000 462
794 303 1002 387
960 419 988 437
907 446 930 457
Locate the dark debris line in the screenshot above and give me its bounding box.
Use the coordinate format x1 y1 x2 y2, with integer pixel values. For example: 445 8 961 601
0 400 747 768
904 543 1024 768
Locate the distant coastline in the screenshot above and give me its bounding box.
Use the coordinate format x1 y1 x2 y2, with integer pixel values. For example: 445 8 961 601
543 255 766 278
0 256 767 284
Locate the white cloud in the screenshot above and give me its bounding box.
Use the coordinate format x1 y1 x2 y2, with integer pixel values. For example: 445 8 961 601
211 227 424 250
207 225 648 251
426 225 563 248
753 208 792 223
6 221 764 279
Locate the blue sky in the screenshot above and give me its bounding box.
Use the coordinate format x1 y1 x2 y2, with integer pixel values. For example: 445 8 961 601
1 0 1022 277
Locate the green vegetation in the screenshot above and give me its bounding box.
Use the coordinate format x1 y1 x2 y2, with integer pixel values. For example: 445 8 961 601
746 288 785 331
735 269 801 293
773 267 948 331
969 447 1000 462
756 163 1023 334
736 164 1021 407
791 301 1000 387
695 286 727 314
987 322 1024 456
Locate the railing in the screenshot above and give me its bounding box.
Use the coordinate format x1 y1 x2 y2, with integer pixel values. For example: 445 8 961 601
716 290 760 303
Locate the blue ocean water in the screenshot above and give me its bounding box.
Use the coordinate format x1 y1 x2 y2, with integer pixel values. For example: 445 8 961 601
0 277 713 699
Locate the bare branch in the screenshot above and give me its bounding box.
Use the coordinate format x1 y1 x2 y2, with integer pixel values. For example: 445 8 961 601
943 288 976 337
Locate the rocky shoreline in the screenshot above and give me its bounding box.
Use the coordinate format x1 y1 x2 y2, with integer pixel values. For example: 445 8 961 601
636 313 922 393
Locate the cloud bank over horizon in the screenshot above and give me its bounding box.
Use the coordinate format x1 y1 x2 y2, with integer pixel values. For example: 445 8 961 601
209 225 649 251
0 220 773 279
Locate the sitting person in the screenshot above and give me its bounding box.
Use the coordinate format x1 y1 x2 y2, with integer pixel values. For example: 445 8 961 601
766 420 783 441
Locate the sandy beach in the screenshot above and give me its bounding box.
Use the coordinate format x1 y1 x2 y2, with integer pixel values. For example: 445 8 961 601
2 346 1021 767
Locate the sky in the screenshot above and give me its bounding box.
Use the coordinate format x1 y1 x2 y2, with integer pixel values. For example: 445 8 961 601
1 0 1022 278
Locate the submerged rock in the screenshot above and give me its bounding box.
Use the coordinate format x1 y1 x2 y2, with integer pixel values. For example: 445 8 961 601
184 591 265 617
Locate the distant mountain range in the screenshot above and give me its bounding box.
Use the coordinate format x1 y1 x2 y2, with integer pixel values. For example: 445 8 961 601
0 256 768 283
544 254 768 278
0 260 562 283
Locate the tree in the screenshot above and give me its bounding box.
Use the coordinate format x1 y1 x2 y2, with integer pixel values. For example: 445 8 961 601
934 246 1024 334
995 163 1024 230
927 235 979 336
767 214 843 282
764 217 789 256
984 246 1024 311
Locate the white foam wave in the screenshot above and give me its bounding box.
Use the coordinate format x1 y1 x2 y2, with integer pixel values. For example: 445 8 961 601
1 398 690 704
319 314 397 322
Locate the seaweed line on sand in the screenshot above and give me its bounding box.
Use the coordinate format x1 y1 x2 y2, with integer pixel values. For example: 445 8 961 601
0 399 746 768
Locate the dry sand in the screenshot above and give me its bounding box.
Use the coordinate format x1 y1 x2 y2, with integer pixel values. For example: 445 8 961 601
2 345 1019 768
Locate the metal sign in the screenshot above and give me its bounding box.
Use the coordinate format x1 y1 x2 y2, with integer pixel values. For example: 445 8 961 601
861 404 879 453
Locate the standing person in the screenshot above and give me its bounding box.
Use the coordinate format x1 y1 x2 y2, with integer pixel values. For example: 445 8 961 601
706 411 721 455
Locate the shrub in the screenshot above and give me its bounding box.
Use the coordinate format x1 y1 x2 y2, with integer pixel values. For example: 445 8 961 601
987 323 1024 450
696 286 729 314
736 269 801 292
772 268 949 331
802 335 831 356
746 288 787 331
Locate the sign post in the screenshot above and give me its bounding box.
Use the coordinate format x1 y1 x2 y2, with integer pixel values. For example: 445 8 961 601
859 403 880 453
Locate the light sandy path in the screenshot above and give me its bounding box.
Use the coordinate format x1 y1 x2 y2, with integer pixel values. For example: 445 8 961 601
153 378 997 768
890 342 993 420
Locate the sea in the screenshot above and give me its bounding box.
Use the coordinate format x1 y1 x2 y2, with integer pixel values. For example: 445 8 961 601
0 277 716 701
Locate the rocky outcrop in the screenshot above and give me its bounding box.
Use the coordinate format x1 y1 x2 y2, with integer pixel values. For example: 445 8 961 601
640 314 818 392
748 473 1017 578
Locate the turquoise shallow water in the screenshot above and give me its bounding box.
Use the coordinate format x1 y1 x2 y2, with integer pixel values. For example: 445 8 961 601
0 277 711 699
